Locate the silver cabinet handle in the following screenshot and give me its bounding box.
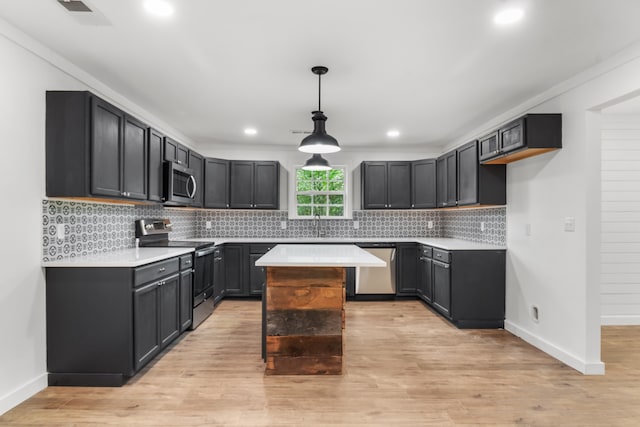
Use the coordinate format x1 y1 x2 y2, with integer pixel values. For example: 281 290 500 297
187 175 197 199
159 267 166 272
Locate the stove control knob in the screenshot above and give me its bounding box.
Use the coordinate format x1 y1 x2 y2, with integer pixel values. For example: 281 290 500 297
145 224 153 230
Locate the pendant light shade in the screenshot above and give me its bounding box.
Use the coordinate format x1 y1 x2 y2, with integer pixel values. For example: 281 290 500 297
298 66 341 154
302 154 332 171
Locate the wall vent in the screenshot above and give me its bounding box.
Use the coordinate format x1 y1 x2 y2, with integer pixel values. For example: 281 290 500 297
57 0 92 12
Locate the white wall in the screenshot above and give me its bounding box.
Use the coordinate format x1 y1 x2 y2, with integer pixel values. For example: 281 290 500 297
600 114 640 325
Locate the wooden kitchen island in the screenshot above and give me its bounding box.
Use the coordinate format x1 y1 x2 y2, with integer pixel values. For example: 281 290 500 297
256 244 385 375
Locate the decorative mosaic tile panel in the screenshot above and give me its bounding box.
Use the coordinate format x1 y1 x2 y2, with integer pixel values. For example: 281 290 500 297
42 199 196 261
440 207 506 245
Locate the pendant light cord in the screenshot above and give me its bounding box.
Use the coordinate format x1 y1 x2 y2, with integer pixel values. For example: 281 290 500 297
318 73 322 111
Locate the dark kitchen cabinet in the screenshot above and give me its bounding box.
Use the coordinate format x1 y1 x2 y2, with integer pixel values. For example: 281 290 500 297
248 244 274 297
457 140 506 206
411 159 437 209
148 128 165 202
416 246 433 303
213 247 224 304
480 114 562 164
432 259 451 318
229 161 279 209
179 259 193 332
188 151 204 208
223 244 245 295
133 280 161 371
361 161 412 209
204 158 230 208
164 137 189 166
436 150 457 208
158 273 180 348
46 91 148 202
396 244 419 296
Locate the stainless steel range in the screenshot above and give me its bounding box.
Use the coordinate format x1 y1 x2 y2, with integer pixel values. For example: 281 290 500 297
135 218 217 329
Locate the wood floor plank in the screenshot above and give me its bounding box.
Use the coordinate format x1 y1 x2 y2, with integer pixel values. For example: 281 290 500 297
2 300 640 426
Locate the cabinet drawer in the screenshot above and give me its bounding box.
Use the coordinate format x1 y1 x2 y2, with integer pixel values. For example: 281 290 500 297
421 246 433 258
432 249 451 263
179 254 193 271
135 258 179 286
250 244 275 254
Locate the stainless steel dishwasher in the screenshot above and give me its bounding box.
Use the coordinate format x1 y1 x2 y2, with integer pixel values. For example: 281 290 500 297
356 243 396 294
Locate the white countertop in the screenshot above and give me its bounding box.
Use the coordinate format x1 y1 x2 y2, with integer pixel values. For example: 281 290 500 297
42 247 194 268
196 237 505 251
255 244 387 267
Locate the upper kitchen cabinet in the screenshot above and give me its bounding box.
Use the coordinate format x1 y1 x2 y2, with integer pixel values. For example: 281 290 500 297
188 151 204 208
204 158 230 209
46 91 148 202
436 150 457 208
480 114 562 164
411 159 437 209
361 161 412 209
229 161 280 209
147 128 165 203
164 137 189 166
457 141 506 206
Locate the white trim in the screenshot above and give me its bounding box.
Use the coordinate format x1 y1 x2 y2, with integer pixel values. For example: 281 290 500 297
504 320 605 375
288 165 352 220
0 373 47 416
601 315 640 326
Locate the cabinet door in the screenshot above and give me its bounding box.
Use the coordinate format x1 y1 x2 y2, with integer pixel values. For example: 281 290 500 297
159 273 180 348
417 256 433 303
411 159 436 209
478 131 499 161
177 144 189 166
148 128 164 202
432 260 451 317
253 162 279 209
387 162 412 209
445 151 457 207
457 141 479 206
396 244 418 296
91 97 123 198
133 281 160 371
179 270 193 332
436 156 447 208
164 137 178 163
188 151 204 207
223 244 245 295
122 115 148 200
213 249 224 304
362 162 388 209
499 119 525 154
249 253 266 296
205 158 230 208
229 161 254 208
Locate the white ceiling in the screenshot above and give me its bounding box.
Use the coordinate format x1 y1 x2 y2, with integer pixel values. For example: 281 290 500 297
3 0 640 150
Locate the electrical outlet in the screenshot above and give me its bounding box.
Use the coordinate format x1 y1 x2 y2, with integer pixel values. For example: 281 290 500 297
564 217 575 232
427 221 434 229
56 224 65 240
280 221 287 230
205 221 212 229
480 221 486 232
353 221 359 230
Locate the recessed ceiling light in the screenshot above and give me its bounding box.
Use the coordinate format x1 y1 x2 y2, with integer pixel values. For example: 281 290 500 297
144 0 174 17
387 129 400 138
493 8 524 25
244 128 257 136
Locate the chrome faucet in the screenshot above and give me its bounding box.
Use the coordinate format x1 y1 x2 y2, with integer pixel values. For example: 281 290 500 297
314 213 325 238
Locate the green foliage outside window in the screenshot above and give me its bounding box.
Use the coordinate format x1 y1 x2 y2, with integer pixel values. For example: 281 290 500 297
295 167 346 218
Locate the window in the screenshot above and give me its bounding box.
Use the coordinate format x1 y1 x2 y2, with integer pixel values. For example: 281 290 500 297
291 166 349 219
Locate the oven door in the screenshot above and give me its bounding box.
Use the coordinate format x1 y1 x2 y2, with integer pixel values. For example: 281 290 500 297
193 246 215 305
163 161 196 206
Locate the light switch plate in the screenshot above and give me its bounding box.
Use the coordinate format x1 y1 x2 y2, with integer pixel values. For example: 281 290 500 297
427 221 434 229
353 221 359 230
205 221 212 229
280 221 287 230
56 224 65 240
480 222 486 232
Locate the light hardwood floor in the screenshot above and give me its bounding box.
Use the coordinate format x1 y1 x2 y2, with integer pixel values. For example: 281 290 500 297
2 300 640 426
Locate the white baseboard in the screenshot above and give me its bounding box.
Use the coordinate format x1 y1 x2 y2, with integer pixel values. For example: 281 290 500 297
504 320 605 375
0 373 47 416
601 315 640 325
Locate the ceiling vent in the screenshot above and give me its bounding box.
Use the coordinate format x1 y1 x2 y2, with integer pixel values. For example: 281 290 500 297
57 0 92 12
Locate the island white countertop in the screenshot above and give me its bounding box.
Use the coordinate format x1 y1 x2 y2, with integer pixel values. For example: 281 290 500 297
255 244 387 267
42 247 194 268
196 237 505 251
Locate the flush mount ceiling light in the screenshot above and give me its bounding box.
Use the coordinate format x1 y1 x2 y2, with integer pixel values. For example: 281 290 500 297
144 0 174 17
298 66 341 154
387 129 400 138
302 154 332 171
244 128 257 135
494 7 524 25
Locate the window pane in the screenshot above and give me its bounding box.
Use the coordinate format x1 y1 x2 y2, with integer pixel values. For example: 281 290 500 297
313 206 327 216
329 195 343 204
313 195 327 204
329 169 344 181
297 195 312 204
297 206 312 216
296 169 313 181
329 206 344 216
328 181 344 191
297 181 312 192
313 181 328 191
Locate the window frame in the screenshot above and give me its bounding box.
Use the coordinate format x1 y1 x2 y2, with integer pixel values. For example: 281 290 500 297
288 165 351 220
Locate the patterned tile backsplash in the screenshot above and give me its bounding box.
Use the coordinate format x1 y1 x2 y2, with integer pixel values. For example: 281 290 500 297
41 199 505 261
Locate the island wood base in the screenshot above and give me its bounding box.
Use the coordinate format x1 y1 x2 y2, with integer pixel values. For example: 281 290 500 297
265 266 345 375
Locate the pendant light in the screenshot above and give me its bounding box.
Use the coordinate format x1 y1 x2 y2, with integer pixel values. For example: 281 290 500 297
302 153 332 171
298 66 341 154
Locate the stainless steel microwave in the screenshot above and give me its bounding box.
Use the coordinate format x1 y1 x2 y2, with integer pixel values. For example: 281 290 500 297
163 161 196 206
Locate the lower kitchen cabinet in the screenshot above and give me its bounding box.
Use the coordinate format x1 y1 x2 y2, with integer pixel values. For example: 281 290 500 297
213 246 225 304
416 246 433 303
179 269 193 332
432 259 451 317
396 244 419 296
223 244 245 295
46 256 187 386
